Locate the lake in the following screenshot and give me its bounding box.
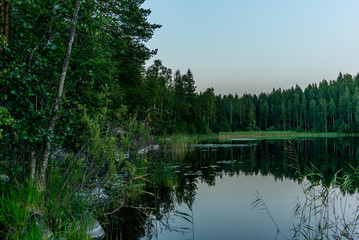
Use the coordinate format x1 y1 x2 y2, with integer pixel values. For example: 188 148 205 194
109 137 359 240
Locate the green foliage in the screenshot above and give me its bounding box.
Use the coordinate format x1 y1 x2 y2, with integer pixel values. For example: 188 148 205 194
0 183 36 238
1 0 160 237
141 63 359 134
151 162 178 187
79 105 118 179
1 0 161 181
0 107 14 140
115 108 152 174
0 170 98 239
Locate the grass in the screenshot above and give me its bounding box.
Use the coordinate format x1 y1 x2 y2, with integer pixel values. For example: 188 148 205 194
151 162 178 187
0 178 93 239
0 153 114 240
251 140 359 240
158 131 351 146
218 131 348 140
0 182 37 238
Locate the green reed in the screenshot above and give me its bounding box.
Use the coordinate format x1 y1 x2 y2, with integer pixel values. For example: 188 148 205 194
252 140 359 240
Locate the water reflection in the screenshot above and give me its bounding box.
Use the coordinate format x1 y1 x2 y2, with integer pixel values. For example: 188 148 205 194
108 138 359 240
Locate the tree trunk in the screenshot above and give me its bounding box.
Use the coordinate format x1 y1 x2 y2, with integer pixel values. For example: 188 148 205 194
30 151 36 181
1 0 9 65
39 0 80 191
0 0 9 40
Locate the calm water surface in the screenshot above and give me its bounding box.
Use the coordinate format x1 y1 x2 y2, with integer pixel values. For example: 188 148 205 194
111 138 359 240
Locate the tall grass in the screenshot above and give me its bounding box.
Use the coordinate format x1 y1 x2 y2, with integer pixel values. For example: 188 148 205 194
151 162 178 187
160 131 347 146
0 178 94 239
219 131 342 140
252 140 359 240
0 182 38 238
164 135 198 159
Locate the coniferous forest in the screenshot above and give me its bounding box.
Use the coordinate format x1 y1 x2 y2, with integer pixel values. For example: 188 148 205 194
144 60 359 135
2 0 359 239
1 0 359 188
1 0 359 182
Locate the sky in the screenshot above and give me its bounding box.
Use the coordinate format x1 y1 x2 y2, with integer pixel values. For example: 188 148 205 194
142 0 359 96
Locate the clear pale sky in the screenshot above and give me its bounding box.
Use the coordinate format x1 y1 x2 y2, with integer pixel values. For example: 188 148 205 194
142 0 359 96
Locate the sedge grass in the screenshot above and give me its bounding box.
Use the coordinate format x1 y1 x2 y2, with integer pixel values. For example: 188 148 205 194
0 182 38 238
159 131 351 146
218 131 346 140
0 163 98 239
252 140 359 240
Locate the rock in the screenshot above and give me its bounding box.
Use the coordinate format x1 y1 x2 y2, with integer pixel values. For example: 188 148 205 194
88 217 106 240
138 144 160 154
109 173 127 188
111 127 127 137
91 187 109 203
116 149 129 161
77 187 109 206
81 213 106 240
50 144 65 165
0 174 9 183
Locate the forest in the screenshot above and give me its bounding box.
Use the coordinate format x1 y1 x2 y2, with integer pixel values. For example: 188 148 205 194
143 63 359 135
1 0 359 238
1 0 359 186
1 0 359 167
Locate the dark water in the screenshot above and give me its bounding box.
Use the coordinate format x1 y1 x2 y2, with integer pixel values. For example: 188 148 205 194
109 138 359 240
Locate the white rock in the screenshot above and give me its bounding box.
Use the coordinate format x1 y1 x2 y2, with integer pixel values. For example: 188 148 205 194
0 174 9 183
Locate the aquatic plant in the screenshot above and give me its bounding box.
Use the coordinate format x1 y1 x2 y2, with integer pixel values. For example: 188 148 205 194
252 140 359 240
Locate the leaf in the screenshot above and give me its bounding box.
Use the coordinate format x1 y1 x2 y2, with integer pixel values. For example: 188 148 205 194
175 210 193 223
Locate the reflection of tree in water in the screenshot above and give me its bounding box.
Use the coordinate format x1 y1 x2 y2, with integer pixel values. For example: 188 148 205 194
187 138 359 188
109 137 359 239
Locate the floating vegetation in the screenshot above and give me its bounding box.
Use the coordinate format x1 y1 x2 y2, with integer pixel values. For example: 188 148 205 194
183 171 203 176
217 160 233 164
231 138 256 141
209 165 220 168
192 143 254 148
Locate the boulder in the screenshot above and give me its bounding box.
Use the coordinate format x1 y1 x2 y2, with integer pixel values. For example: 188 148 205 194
138 144 160 154
76 187 109 206
81 212 106 240
50 144 65 165
0 174 9 183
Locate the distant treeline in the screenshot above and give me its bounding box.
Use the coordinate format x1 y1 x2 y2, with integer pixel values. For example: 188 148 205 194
141 60 359 134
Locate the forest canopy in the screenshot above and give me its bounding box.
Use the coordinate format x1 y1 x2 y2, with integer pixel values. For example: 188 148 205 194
143 60 359 135
1 0 359 181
